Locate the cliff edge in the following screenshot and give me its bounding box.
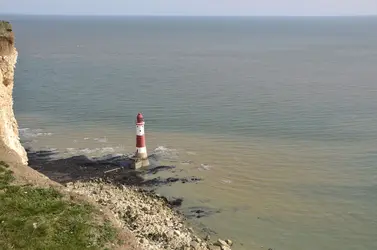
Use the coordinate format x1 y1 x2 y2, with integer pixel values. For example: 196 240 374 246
0 21 28 166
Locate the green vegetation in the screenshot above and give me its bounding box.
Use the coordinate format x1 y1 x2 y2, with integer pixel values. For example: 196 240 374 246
0 161 118 250
0 20 14 55
0 21 12 38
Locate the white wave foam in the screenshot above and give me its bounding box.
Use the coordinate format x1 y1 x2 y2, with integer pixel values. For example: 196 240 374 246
94 137 108 143
152 146 179 160
199 164 212 171
65 148 97 155
221 179 232 184
34 147 59 153
81 148 97 154
19 128 53 138
37 132 52 136
101 147 115 153
64 146 122 156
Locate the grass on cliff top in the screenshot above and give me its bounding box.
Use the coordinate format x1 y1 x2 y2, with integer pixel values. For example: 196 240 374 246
0 161 118 250
0 21 12 37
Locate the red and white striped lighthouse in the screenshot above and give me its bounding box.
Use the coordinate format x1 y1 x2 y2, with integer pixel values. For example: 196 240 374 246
134 113 149 168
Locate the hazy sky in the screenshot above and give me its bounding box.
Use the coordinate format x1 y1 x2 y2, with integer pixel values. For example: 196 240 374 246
1 0 377 16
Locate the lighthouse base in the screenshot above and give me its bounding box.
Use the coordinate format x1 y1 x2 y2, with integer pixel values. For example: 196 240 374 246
131 153 150 169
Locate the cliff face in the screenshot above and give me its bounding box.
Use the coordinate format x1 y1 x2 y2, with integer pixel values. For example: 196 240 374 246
0 21 28 165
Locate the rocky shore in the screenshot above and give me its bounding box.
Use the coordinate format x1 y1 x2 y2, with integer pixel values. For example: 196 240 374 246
65 180 233 250
1 19 235 250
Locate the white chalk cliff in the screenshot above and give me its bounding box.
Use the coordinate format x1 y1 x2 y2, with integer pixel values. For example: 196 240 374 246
0 21 28 165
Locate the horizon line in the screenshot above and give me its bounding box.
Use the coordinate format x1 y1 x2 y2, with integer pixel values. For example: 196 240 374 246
1 13 377 18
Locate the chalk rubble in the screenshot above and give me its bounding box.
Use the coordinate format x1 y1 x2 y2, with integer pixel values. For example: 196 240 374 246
65 181 233 250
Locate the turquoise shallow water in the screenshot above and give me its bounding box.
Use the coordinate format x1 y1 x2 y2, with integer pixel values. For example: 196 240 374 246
7 15 377 249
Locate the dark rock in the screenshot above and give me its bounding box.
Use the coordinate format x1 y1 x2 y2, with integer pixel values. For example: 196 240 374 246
169 198 183 207
185 207 222 219
28 148 202 190
143 176 202 187
146 165 175 174
167 177 180 183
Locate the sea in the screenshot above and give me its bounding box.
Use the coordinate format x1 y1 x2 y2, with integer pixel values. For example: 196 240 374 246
4 15 377 250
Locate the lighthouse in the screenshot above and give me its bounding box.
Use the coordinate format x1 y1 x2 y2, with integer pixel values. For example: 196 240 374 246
133 112 150 169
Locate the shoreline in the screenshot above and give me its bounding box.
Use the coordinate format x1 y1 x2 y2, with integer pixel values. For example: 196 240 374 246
27 148 234 250
65 180 233 250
